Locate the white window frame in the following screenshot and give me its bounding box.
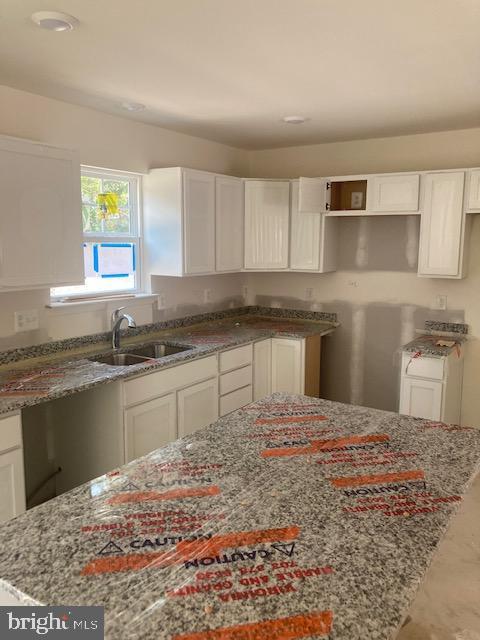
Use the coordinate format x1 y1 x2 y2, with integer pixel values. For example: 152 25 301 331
51 166 143 301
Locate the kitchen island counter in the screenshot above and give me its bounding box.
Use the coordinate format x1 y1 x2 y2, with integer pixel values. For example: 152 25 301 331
0 393 479 639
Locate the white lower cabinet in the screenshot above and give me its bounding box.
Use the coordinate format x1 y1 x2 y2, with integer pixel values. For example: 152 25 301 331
124 393 176 463
178 378 219 436
399 351 463 423
218 344 253 417
0 414 26 524
271 338 305 394
400 378 443 421
253 339 272 400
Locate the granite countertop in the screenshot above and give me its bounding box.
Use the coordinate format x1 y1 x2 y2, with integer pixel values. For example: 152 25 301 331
0 393 479 639
0 307 337 416
401 334 467 358
401 320 468 357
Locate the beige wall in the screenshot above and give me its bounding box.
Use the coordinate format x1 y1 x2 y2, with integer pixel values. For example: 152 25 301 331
247 129 480 426
0 84 249 348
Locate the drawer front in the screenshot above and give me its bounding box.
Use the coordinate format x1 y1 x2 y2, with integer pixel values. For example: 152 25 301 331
124 356 217 407
402 353 444 381
219 385 253 417
219 344 253 373
0 414 22 452
220 365 252 396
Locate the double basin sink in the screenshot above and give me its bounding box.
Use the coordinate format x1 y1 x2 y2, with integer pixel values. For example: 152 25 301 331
90 342 193 367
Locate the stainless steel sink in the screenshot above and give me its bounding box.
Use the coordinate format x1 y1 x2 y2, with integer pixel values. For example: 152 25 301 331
92 353 152 366
89 342 193 366
125 343 191 358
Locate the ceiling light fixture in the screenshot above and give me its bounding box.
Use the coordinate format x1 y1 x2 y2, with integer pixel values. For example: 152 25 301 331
31 11 79 31
120 102 146 112
282 115 307 124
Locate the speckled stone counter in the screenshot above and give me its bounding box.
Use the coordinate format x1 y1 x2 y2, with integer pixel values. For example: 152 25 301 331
0 308 337 416
0 393 479 640
401 320 468 357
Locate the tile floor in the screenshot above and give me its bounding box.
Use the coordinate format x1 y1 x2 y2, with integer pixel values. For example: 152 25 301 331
398 474 480 640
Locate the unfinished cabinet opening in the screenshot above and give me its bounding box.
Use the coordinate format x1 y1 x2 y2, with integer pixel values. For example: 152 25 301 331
330 180 367 212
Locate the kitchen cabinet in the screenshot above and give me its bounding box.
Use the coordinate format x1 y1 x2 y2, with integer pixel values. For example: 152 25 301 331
370 174 420 213
0 135 84 290
215 176 244 272
290 181 337 272
143 167 215 276
178 378 219 436
418 172 466 278
271 338 305 395
124 393 176 462
399 351 463 423
466 169 480 211
244 181 290 270
253 339 272 401
0 414 26 524
219 344 253 416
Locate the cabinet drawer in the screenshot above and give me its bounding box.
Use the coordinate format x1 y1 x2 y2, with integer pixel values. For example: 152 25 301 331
219 385 253 417
220 365 252 395
0 414 22 452
402 353 444 381
124 356 217 406
219 344 253 372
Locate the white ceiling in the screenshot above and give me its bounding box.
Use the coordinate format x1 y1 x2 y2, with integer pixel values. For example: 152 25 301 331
1 0 480 150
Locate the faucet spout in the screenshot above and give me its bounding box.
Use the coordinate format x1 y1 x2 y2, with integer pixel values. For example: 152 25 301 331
111 307 137 350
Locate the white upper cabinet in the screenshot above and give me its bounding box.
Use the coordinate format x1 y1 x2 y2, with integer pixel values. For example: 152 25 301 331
183 169 215 274
466 169 480 211
290 181 337 272
418 172 466 278
215 176 243 272
244 181 290 270
370 174 420 212
143 167 215 277
0 136 84 290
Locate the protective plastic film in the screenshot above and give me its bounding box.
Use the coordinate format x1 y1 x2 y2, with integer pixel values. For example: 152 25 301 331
0 393 479 640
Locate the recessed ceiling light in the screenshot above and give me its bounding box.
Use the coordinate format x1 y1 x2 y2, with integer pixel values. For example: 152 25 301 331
31 11 79 31
120 102 146 112
282 115 307 124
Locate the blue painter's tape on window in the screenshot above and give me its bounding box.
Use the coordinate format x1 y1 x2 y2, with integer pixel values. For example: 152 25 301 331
101 274 129 279
93 244 99 273
132 244 136 272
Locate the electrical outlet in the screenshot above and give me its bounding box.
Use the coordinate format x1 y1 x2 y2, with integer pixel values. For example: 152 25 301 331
434 295 447 310
203 289 212 303
14 309 39 333
305 288 314 300
157 294 166 310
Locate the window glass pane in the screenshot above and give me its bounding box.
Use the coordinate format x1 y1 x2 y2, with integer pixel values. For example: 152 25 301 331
51 242 137 298
82 204 103 234
81 176 102 205
81 175 132 235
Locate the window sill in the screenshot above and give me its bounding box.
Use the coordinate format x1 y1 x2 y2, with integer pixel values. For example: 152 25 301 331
46 293 158 311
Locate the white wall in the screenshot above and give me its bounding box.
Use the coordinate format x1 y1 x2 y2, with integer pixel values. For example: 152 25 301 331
247 129 480 426
0 84 249 348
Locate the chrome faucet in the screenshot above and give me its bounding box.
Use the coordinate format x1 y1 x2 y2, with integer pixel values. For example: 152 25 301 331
111 307 136 349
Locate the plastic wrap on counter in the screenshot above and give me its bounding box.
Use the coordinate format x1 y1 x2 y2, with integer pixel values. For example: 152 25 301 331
0 393 480 639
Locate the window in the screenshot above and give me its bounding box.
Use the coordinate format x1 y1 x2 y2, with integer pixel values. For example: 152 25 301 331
52 167 142 299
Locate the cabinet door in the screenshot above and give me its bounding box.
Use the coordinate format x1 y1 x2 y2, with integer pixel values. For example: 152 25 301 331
178 378 218 437
271 338 305 394
0 137 84 288
183 169 215 274
244 181 290 269
124 393 176 462
216 176 243 272
399 377 443 420
0 448 26 524
466 169 480 211
253 339 272 401
371 174 420 212
418 172 465 278
290 181 320 270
